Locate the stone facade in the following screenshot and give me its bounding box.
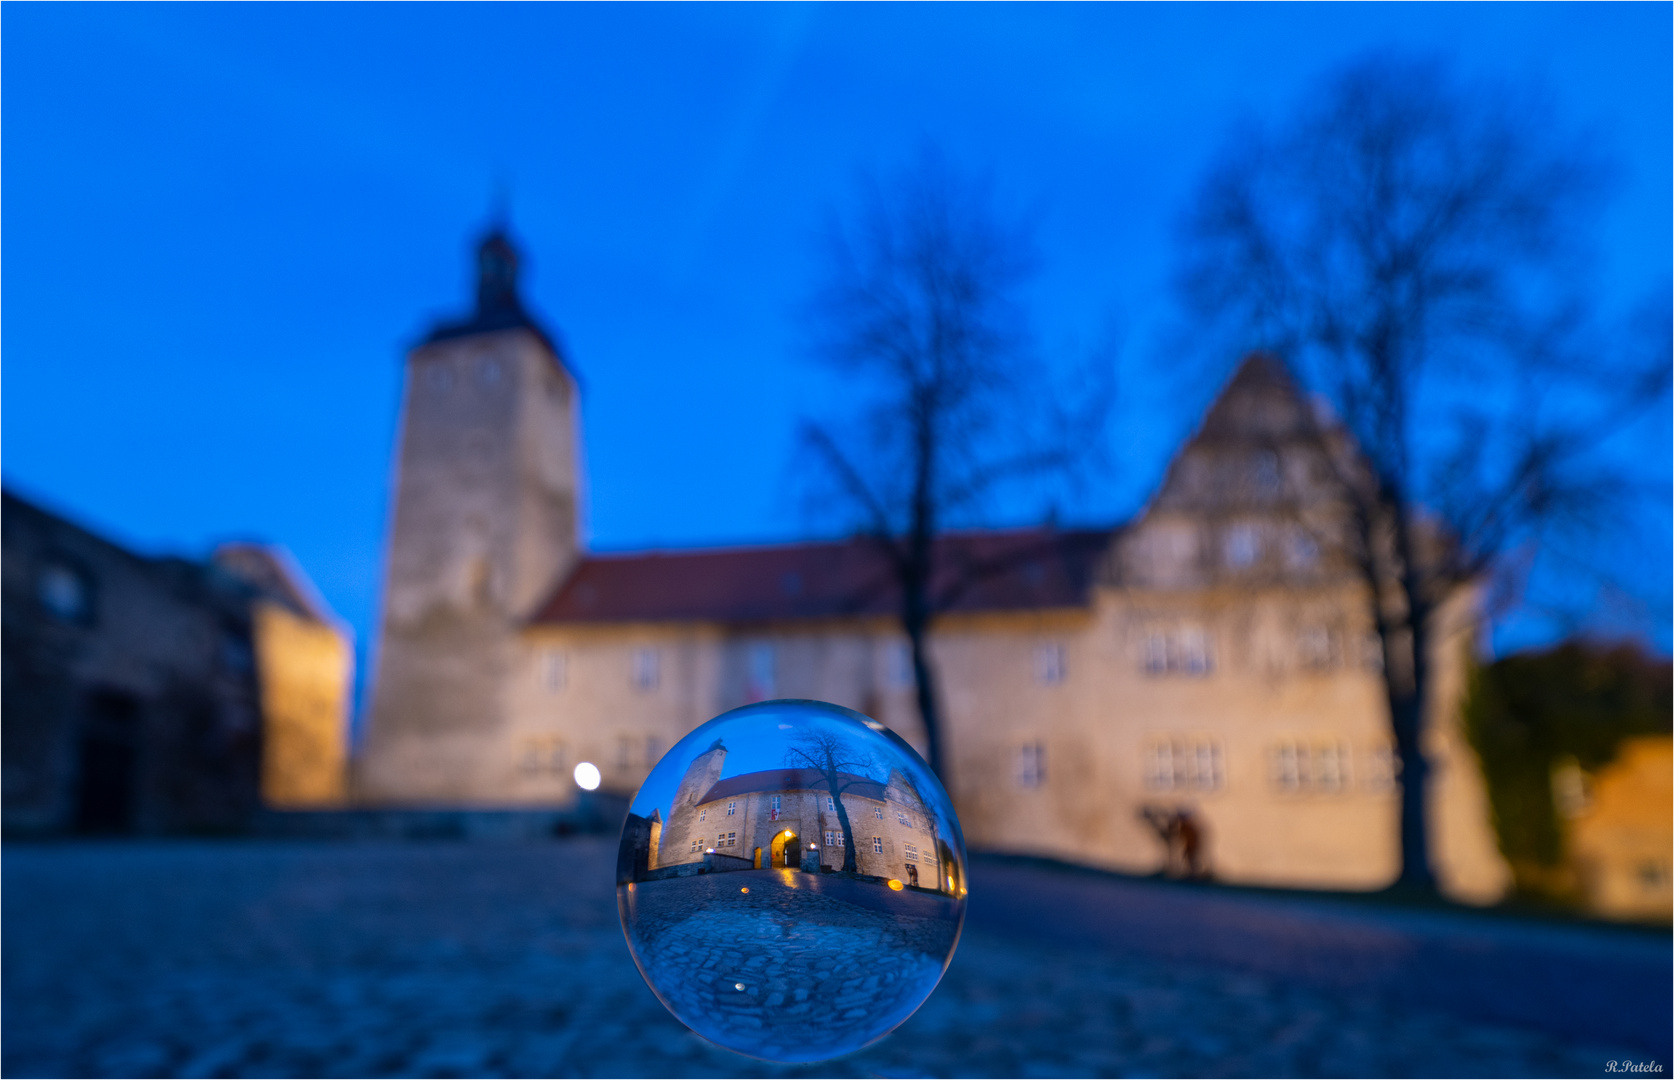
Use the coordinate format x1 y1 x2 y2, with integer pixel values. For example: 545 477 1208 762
1567 735 1673 921
359 231 583 804
1 493 351 833
362 232 1512 903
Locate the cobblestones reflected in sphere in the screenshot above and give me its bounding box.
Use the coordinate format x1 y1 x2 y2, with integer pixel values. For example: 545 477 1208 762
617 700 967 1063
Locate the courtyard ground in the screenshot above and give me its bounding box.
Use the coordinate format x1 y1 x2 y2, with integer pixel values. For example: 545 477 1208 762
3 837 1668 1078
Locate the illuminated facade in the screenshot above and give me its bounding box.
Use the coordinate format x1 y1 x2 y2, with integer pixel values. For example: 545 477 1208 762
364 231 1512 903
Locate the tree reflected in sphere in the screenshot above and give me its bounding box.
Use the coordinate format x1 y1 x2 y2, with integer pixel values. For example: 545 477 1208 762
616 700 967 1062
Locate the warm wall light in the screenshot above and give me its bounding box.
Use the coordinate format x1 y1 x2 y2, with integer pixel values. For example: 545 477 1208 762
887 879 904 891
573 762 601 790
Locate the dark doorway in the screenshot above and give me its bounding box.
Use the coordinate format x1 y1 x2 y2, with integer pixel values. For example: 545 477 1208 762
784 832 801 869
75 690 140 833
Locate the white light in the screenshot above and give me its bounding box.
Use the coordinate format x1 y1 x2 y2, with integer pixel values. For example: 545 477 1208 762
573 762 601 791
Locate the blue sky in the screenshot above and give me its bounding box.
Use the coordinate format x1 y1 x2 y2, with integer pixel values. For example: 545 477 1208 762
5 3 1668 682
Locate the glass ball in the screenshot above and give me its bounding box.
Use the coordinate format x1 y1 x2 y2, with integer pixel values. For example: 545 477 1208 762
616 699 968 1063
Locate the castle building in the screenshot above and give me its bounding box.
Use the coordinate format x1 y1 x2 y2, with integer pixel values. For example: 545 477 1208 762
646 739 951 888
362 230 1511 903
2 491 352 834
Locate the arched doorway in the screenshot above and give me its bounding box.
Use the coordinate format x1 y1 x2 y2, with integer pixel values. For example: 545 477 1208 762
769 829 800 869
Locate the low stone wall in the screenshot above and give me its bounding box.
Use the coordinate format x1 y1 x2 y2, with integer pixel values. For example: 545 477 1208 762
253 792 630 841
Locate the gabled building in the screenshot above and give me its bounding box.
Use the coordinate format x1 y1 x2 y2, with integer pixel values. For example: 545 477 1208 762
361 230 1511 902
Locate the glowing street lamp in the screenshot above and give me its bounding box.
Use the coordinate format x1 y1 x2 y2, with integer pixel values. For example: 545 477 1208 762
573 762 601 791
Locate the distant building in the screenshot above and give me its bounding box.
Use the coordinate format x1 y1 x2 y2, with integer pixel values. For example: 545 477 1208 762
1566 736 1672 921
362 230 1510 903
643 739 952 889
1 491 352 833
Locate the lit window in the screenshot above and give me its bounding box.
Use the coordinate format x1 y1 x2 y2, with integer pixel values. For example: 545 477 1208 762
825 830 835 847
632 648 660 691
872 836 883 854
727 801 737 816
540 649 567 692
1034 643 1066 685
1017 742 1046 789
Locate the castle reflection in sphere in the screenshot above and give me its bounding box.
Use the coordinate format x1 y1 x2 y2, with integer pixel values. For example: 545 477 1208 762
616 700 967 1063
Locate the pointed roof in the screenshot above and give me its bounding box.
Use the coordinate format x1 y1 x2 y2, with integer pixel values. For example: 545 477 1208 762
421 228 568 368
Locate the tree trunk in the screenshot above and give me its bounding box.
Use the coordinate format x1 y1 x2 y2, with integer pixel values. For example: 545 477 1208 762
831 778 859 873
1386 508 1437 894
905 615 946 782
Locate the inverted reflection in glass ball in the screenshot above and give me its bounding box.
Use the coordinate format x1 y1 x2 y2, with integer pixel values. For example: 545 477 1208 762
616 700 967 1063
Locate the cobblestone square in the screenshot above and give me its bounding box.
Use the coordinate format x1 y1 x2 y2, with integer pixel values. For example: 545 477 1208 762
3 838 1667 1077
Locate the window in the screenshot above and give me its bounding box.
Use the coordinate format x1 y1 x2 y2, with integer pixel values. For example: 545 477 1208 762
1145 738 1224 792
872 836 884 854
699 808 707 822
896 810 911 826
1142 628 1214 677
885 641 914 688
1224 524 1260 569
1034 643 1066 685
1365 744 1397 792
520 737 567 777
833 832 845 847
874 806 884 820
1269 740 1352 794
1285 528 1320 571
540 649 567 692
1145 634 1169 674
826 796 835 811
632 647 660 691
617 736 635 770
37 564 90 622
1297 626 1338 670
904 844 919 861
476 356 503 386
725 832 737 847
771 795 781 812
1252 451 1282 494
1016 742 1046 789
690 839 701 853
727 801 737 816
746 642 776 700
825 830 835 847
425 363 455 393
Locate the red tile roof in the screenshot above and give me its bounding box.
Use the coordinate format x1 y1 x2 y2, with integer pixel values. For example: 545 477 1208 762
529 528 1112 625
699 768 887 803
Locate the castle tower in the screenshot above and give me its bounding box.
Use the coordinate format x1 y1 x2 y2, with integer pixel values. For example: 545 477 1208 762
360 229 583 803
658 740 727 860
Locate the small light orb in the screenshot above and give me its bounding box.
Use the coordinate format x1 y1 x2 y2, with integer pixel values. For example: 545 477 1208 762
573 761 601 791
617 699 967 1063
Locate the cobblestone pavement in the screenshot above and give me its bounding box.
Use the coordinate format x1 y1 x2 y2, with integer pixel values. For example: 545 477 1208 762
623 870 960 1061
3 839 1668 1078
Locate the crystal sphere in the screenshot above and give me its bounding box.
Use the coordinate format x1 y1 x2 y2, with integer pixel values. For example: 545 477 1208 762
616 699 967 1063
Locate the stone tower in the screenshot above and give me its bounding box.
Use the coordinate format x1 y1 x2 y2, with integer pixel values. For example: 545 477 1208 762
658 740 726 860
360 229 583 803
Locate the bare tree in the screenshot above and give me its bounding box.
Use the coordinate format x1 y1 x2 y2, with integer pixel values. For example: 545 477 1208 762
1177 54 1668 893
783 730 877 873
803 153 1111 783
